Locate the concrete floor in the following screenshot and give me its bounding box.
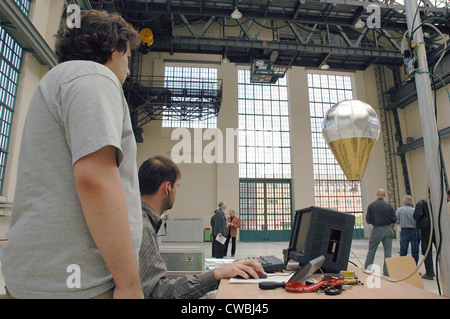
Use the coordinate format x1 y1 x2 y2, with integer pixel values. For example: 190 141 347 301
0 214 443 297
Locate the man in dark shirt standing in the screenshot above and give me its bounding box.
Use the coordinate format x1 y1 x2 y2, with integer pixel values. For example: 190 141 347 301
211 202 228 258
364 188 397 276
413 187 435 280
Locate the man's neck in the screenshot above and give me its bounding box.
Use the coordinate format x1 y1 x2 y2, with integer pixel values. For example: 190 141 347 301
141 195 164 216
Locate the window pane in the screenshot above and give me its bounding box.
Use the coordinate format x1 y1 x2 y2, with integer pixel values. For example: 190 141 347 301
237 70 291 179
163 66 218 128
308 73 362 215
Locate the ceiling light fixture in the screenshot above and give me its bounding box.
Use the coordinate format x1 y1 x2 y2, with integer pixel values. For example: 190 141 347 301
354 18 365 29
221 55 230 64
231 7 242 19
320 63 330 70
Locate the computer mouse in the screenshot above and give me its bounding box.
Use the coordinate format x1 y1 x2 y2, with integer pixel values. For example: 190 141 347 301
235 270 267 279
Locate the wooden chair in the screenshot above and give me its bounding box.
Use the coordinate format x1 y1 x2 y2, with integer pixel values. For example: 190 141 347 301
385 256 424 289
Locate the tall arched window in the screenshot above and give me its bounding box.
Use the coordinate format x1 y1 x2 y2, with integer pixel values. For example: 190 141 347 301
238 70 292 241
307 73 364 236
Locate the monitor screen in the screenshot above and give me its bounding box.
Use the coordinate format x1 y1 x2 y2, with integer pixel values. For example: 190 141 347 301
294 209 311 255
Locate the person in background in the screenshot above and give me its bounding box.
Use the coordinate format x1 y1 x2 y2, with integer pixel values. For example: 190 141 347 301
211 201 227 258
138 156 264 299
413 187 435 280
364 188 397 276
395 195 420 264
225 210 240 257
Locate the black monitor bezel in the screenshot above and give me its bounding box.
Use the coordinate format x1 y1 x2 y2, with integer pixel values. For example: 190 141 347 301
288 206 313 252
284 206 315 264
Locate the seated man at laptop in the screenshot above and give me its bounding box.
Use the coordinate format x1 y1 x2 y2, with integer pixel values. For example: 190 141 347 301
138 155 264 299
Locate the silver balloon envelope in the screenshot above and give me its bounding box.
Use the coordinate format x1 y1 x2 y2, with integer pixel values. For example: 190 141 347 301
322 100 380 181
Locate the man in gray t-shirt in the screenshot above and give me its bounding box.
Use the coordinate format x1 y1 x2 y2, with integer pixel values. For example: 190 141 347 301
0 11 142 299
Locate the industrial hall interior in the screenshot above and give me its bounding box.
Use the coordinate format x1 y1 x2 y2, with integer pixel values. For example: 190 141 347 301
0 0 449 300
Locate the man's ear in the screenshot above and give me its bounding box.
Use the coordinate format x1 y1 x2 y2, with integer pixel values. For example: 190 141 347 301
160 181 171 195
109 50 118 61
104 50 117 67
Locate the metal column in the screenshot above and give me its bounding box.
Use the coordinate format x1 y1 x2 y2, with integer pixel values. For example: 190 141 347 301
404 0 450 297
375 65 400 209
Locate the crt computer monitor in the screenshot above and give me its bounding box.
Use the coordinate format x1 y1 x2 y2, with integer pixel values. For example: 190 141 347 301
283 206 355 273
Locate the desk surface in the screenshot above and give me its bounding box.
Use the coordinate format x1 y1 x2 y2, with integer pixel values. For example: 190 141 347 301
216 265 447 299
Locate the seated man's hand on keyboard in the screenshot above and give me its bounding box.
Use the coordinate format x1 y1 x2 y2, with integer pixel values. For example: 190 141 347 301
212 260 265 280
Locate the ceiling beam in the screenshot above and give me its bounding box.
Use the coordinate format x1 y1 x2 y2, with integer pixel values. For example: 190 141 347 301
397 127 450 154
114 0 448 31
119 5 396 29
168 36 403 59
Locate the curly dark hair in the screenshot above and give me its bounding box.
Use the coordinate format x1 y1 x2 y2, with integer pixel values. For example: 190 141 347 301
55 10 141 64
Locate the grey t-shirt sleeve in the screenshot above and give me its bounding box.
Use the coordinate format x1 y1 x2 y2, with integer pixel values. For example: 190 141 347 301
59 74 125 166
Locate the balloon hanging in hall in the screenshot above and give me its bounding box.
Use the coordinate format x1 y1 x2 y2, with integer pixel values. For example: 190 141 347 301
322 100 380 181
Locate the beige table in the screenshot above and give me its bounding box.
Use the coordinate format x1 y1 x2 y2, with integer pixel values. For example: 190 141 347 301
216 264 447 299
